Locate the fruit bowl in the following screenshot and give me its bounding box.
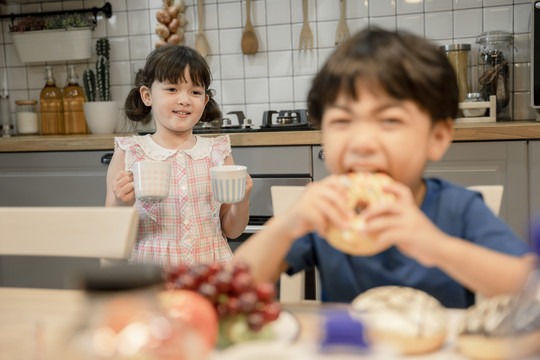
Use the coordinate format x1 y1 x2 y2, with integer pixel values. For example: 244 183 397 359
162 261 282 348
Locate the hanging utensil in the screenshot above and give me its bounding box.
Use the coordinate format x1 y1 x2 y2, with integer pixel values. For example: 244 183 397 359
298 0 313 51
335 0 350 46
241 0 258 55
194 0 209 57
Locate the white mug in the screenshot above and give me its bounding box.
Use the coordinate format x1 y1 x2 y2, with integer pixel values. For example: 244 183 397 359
210 165 247 203
132 161 171 203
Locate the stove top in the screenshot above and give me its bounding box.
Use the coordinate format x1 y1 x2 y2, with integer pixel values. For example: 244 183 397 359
192 109 315 134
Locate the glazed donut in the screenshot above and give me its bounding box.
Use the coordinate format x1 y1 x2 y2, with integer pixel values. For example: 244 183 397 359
351 286 448 355
326 172 396 256
457 294 540 360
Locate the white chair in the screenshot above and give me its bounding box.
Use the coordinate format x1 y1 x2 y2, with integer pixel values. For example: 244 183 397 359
271 186 321 303
467 185 504 216
0 207 139 262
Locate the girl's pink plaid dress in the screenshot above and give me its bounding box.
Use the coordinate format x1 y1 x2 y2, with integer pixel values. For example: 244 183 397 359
115 134 233 266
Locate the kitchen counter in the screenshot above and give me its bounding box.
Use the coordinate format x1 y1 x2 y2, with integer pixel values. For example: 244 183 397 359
1 121 540 152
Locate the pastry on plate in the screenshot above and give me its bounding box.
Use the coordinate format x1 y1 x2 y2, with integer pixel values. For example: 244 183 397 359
350 286 448 355
457 294 540 360
326 172 396 256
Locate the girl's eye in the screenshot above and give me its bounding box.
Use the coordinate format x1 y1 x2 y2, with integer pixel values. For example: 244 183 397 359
166 88 176 92
381 117 402 125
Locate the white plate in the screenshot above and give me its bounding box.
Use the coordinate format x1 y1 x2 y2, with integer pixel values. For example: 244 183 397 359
211 311 302 360
271 310 301 344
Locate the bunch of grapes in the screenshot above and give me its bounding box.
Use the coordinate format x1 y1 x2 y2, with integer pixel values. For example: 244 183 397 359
163 261 281 333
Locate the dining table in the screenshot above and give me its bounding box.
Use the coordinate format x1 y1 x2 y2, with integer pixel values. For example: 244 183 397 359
0 286 535 360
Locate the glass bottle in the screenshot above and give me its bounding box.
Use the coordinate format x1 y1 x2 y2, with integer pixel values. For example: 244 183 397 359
476 31 513 121
63 65 87 134
40 66 64 134
0 89 14 137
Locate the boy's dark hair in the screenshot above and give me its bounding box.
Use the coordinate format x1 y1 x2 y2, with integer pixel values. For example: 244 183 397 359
307 28 459 126
125 45 221 124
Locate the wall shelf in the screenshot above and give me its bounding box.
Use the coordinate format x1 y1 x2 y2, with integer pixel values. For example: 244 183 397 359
0 2 112 26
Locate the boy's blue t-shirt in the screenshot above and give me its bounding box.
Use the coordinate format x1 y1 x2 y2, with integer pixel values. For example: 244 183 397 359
284 178 532 308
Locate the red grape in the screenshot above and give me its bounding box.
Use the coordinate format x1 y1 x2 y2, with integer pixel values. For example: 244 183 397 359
238 291 258 313
231 272 252 294
261 302 281 322
255 282 275 302
246 312 265 332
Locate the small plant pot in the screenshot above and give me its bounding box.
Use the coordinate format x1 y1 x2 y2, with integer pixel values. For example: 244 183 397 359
12 28 92 63
83 101 119 134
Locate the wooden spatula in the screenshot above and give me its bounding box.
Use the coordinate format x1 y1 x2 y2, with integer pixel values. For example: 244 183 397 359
194 0 209 57
241 0 258 55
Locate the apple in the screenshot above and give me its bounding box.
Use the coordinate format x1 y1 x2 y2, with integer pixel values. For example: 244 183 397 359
158 289 219 352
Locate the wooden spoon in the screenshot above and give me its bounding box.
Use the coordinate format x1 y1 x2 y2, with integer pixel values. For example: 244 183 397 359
241 0 258 55
194 0 209 57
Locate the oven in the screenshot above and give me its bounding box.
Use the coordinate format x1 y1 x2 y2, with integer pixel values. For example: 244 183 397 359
228 145 312 251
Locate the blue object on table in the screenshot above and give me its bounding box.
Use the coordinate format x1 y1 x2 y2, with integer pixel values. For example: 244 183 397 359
319 309 370 354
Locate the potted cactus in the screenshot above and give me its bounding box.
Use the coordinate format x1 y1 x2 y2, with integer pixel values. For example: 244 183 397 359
82 38 119 134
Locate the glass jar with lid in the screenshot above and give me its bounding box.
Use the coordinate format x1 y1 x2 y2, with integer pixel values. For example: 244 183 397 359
476 31 513 121
440 44 471 103
15 100 39 135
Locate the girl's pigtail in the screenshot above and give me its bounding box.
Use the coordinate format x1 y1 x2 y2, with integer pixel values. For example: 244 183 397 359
124 70 152 124
200 89 221 123
124 88 152 124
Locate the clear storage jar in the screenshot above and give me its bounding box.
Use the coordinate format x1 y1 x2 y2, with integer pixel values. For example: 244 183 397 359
476 31 513 121
15 100 39 135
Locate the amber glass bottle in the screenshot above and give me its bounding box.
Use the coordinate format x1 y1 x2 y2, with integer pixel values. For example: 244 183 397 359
63 65 87 134
40 66 64 135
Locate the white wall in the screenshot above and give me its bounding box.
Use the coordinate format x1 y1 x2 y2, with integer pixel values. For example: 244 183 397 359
0 0 535 131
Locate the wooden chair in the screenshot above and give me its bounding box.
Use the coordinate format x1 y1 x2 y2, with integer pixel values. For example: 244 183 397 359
0 207 138 260
0 207 139 288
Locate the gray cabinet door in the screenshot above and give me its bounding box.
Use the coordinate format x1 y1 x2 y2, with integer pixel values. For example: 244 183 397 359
0 151 111 206
425 141 528 240
0 150 112 289
530 141 540 224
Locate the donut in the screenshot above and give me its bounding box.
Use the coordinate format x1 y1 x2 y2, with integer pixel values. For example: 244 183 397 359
326 172 396 256
350 286 448 355
457 294 540 360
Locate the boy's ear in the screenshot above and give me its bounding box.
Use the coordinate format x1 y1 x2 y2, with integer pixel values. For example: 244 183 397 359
427 118 454 161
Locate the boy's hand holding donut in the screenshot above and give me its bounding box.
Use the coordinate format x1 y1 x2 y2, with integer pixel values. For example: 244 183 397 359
275 175 354 241
361 178 450 266
112 170 136 206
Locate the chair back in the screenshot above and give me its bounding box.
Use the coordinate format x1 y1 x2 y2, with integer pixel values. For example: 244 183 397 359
271 186 321 303
467 185 504 216
0 207 138 260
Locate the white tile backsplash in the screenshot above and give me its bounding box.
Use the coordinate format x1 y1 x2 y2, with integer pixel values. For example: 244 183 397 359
397 14 425 37
453 9 483 39
425 12 452 40
483 6 513 33
370 0 396 17
397 0 423 15
425 0 452 13
0 0 534 122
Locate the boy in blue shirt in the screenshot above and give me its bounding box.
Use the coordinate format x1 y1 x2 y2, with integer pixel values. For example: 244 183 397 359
234 28 536 308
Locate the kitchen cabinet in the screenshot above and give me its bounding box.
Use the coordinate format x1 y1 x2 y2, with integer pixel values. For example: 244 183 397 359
0 150 110 206
312 142 529 241
530 141 540 223
0 150 110 289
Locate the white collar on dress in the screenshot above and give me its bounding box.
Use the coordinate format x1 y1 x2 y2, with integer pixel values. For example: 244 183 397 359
136 134 213 161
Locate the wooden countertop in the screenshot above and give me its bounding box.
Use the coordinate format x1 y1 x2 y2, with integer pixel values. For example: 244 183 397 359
1 121 540 152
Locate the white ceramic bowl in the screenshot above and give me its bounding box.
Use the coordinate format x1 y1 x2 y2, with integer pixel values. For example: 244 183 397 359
83 101 119 134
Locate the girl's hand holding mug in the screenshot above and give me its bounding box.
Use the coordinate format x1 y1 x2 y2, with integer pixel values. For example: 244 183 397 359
113 170 135 206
